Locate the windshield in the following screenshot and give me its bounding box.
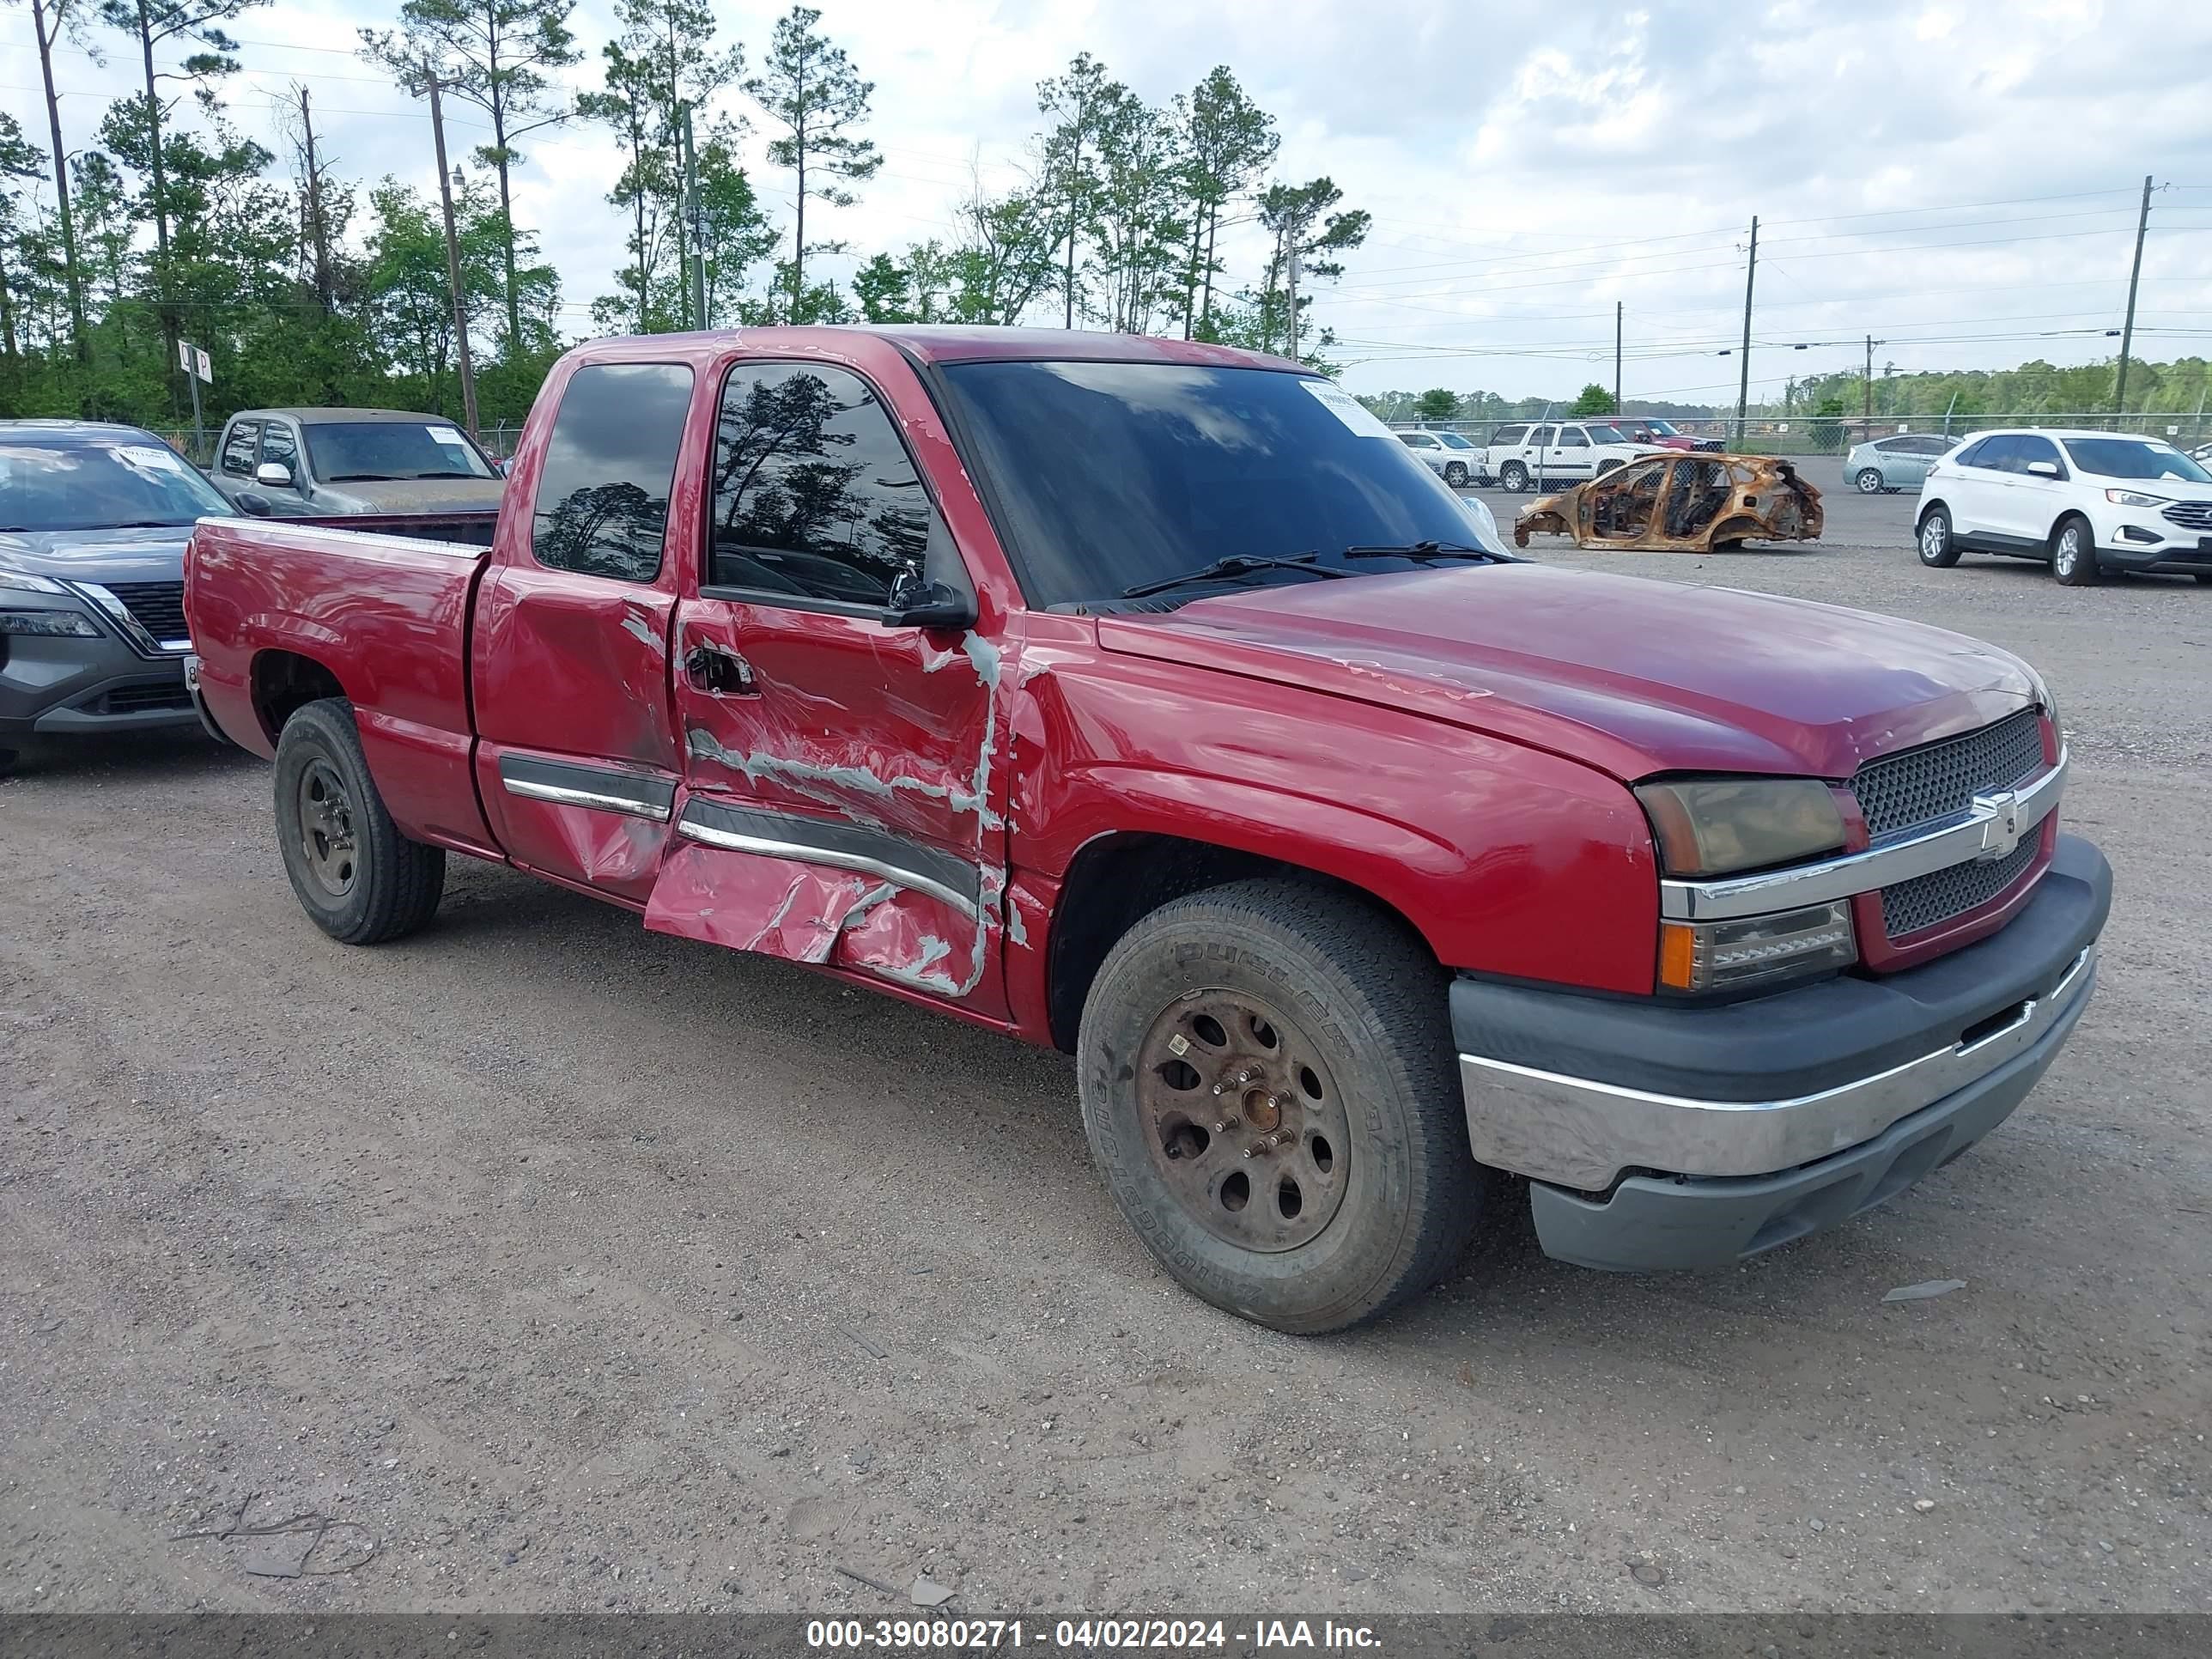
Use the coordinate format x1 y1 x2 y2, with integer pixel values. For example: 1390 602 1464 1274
937 362 1504 607
1586 426 1634 446
1433 431 1477 449
304 421 498 482
1644 419 1680 436
0 437 229 532
2059 437 2211 483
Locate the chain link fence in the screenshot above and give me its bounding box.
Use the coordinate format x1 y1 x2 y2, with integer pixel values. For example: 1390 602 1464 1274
1403 410 2212 459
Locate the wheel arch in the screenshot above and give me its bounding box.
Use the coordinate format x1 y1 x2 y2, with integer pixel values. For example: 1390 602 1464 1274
1041 829 1437 1054
1917 495 1952 529
250 648 350 748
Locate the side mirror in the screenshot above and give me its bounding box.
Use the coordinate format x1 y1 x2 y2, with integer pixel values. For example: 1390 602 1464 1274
234 491 272 517
2025 459 2061 479
881 569 976 630
255 462 294 488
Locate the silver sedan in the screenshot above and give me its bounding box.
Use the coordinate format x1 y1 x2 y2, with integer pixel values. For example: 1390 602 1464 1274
1844 433 1955 494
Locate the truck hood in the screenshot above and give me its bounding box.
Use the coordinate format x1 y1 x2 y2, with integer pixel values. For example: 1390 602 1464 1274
1097 562 2038 781
0 522 191 584
317 477 505 514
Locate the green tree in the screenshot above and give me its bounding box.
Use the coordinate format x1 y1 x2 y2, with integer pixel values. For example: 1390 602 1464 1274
1169 67 1276 338
850 251 909 322
11 0 94 363
1414 388 1459 422
1087 83 1182 334
359 0 580 359
579 40 674 334
1569 382 1616 416
692 117 777 325
1255 176 1370 363
745 5 880 316
0 112 46 362
944 178 1055 325
1036 52 1116 328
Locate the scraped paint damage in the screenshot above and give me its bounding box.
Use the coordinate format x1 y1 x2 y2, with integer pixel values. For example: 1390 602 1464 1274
652 628 1012 1005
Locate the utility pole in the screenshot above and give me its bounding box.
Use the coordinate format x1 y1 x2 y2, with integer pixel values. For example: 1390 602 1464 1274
295 85 335 316
425 66 480 437
1284 240 1299 365
1735 216 1757 448
2114 173 2153 419
683 106 707 331
1613 301 1622 415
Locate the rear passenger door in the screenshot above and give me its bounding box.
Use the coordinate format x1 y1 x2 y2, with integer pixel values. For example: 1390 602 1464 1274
470 360 697 904
2003 434 2070 546
1943 435 2014 541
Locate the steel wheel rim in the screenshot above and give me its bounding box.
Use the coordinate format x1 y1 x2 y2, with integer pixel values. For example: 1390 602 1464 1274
296 757 359 900
1857 469 1883 493
1922 518 1947 557
1134 988 1350 1254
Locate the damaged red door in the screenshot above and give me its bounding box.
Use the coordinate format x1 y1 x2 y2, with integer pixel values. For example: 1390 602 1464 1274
471 360 700 903
643 354 1012 1016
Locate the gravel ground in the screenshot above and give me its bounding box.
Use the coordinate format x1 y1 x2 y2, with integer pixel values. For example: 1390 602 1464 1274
3 492 2208 1615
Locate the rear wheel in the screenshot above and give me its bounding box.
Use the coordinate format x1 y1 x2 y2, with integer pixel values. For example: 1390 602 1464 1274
1499 461 1530 492
1443 461 1469 488
1078 878 1492 1334
1917 506 1960 568
273 697 445 945
1855 467 1885 494
2051 515 2100 586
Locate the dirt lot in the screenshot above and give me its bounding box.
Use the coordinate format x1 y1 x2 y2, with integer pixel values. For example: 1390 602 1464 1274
3 501 2208 1615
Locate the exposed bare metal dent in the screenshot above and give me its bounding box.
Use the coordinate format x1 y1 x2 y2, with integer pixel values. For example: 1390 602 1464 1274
744 877 808 952
684 726 987 817
1005 902 1029 948
961 632 1004 687
620 612 662 652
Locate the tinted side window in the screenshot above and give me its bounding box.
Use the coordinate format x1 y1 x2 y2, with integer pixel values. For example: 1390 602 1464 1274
1559 426 1589 448
531 362 695 582
1967 436 2015 471
707 362 931 606
260 423 298 471
221 421 262 477
1906 437 1950 455
2014 434 2062 471
1528 425 1556 447
1491 425 1528 447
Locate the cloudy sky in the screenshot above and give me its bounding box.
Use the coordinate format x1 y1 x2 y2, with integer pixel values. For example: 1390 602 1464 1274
8 0 2212 404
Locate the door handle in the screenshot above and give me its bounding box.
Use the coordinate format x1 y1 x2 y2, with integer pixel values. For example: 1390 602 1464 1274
684 641 757 696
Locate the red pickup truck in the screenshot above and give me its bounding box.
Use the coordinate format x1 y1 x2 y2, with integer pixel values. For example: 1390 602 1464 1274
185 328 2110 1334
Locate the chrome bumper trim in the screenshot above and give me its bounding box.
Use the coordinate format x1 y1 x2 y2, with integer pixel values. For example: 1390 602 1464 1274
1660 747 2068 922
1458 941 2096 1191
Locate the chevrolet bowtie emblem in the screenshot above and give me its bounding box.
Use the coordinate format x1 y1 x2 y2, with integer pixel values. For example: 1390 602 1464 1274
1973 790 2023 861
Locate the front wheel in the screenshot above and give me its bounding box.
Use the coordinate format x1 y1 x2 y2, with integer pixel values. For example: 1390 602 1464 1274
1595 458 1624 478
1917 506 1960 568
273 697 446 945
1855 467 1885 494
1078 878 1492 1334
1443 461 1469 488
2051 516 2100 586
1499 461 1530 492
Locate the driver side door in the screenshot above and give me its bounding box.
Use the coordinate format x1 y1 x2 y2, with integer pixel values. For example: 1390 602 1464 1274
646 354 1012 1017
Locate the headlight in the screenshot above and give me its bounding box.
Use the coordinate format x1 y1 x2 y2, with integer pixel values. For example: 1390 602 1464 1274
0 568 67 594
0 607 103 637
1634 777 1847 878
1659 902 1856 994
2026 668 2062 749
2105 489 2167 507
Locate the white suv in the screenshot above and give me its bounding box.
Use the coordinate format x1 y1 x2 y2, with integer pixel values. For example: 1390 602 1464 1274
1915 429 2212 586
1482 421 1656 492
1393 428 1485 487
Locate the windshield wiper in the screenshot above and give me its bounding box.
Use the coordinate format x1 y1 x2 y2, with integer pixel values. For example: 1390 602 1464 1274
409 470 488 480
1121 552 1350 599
1340 540 1502 563
325 472 398 483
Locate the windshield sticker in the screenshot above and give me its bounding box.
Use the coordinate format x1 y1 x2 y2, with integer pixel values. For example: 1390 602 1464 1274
115 444 189 476
1300 379 1397 439
426 425 471 448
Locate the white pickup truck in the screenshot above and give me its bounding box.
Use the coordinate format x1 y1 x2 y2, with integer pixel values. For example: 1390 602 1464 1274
1483 421 1658 492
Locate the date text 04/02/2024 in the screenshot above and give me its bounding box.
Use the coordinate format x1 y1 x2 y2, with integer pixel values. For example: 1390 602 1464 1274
805 1618 1382 1650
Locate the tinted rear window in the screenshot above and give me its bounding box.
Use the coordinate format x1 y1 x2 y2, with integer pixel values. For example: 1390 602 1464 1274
531 362 696 583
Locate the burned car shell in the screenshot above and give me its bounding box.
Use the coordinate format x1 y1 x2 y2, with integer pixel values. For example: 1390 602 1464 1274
1513 453 1824 551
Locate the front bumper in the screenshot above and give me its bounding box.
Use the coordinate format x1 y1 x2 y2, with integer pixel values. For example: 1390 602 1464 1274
2 611 196 738
1453 833 2111 1271
2091 507 2212 574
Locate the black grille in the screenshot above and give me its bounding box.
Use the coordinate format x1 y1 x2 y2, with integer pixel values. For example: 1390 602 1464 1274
2161 501 2212 531
1881 835 2039 938
103 580 188 644
1850 710 2045 841
97 682 193 714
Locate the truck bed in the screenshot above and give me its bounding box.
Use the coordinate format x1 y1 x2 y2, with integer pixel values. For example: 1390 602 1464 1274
185 515 498 854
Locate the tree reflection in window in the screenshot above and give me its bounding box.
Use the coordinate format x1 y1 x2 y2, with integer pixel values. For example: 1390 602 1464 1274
531 362 695 583
709 363 930 605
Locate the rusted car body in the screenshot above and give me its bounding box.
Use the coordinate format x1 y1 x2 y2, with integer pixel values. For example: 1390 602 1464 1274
1514 453 1824 550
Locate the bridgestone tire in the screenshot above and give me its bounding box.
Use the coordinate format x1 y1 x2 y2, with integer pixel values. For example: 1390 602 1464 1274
273 697 445 945
1078 878 1492 1334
